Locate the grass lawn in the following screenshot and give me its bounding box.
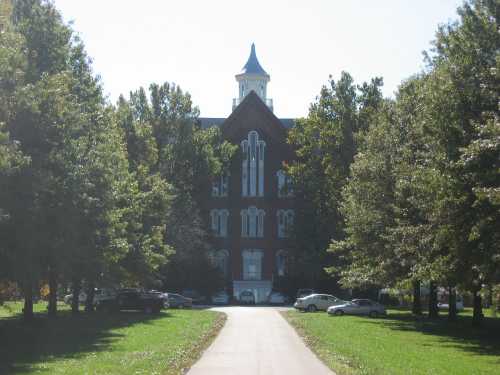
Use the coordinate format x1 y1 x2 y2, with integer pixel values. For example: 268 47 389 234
0 301 225 375
284 308 500 375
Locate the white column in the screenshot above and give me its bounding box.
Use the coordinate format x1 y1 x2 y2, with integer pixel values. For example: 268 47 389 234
241 210 248 237
257 210 265 238
258 141 265 197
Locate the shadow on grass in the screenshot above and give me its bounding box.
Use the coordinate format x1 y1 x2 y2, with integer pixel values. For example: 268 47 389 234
360 310 500 361
0 309 171 374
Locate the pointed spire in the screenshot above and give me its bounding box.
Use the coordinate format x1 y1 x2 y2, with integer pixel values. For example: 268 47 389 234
240 43 269 76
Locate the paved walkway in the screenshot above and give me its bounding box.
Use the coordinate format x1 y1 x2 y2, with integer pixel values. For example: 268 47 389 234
187 306 334 375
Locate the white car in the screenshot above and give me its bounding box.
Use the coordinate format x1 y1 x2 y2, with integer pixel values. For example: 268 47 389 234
268 292 288 305
211 291 230 305
438 300 464 311
294 294 343 312
327 299 386 317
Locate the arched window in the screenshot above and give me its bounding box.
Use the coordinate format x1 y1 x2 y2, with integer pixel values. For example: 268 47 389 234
277 209 294 238
241 206 265 238
210 209 229 237
241 131 265 197
276 250 288 277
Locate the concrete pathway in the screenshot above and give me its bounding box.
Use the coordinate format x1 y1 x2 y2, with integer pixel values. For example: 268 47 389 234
187 306 334 375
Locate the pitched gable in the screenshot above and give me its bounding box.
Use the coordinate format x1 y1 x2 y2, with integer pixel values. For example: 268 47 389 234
221 91 288 144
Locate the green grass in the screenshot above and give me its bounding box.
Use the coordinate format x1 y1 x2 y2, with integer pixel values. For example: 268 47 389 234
0 301 225 375
284 308 500 375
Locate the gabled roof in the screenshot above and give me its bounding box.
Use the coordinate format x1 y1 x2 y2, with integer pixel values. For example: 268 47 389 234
238 43 269 77
220 90 287 142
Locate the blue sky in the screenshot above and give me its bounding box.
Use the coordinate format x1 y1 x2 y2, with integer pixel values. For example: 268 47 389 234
53 0 463 118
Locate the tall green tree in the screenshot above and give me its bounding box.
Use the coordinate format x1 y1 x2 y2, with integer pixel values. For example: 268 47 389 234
287 72 383 290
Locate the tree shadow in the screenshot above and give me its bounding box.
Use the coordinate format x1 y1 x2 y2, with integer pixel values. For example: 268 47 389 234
0 309 171 374
359 310 500 361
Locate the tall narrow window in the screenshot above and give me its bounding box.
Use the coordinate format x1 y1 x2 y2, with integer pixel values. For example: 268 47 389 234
210 209 229 237
277 170 293 197
276 250 288 277
277 209 294 238
220 209 229 237
241 210 248 237
248 206 257 237
241 131 265 197
241 140 249 197
241 207 265 238
257 210 265 237
212 174 229 197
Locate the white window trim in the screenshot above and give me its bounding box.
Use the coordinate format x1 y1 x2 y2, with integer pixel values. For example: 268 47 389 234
242 131 265 197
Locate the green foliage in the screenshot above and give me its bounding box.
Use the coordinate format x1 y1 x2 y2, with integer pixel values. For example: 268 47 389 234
331 0 499 325
115 83 236 292
287 72 383 287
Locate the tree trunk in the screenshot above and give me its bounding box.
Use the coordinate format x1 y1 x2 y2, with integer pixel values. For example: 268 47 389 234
428 281 439 319
448 286 457 322
48 266 58 318
71 279 81 315
412 280 422 315
85 282 95 313
472 289 483 327
23 283 34 321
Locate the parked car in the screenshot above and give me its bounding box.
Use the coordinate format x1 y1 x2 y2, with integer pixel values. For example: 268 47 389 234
327 299 386 317
296 288 315 298
211 291 230 305
239 290 255 305
167 293 193 309
182 289 207 305
268 291 288 305
294 294 342 312
96 289 164 313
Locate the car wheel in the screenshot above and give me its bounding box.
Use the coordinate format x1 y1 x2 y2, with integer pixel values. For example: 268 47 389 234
369 311 379 318
334 310 344 316
307 304 317 313
144 306 153 314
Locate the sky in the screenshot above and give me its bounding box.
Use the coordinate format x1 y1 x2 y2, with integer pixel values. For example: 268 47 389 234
53 0 463 118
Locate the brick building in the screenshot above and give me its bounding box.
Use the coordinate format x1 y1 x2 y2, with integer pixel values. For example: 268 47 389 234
200 44 296 303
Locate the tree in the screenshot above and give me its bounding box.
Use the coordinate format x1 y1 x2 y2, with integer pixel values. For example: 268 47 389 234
287 72 383 290
116 84 235 294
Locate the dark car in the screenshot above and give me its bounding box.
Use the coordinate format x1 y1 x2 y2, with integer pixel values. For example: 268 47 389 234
167 293 193 309
96 289 164 314
181 289 207 305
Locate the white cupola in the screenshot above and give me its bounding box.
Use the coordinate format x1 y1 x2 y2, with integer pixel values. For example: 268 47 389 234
233 43 273 112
